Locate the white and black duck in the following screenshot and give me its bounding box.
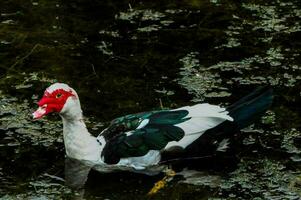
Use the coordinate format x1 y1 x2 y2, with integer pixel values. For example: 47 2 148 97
33 83 273 175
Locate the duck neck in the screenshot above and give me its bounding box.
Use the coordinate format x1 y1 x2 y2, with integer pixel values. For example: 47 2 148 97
60 110 101 162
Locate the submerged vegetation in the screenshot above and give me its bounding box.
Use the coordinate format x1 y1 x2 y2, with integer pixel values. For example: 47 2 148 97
0 0 301 199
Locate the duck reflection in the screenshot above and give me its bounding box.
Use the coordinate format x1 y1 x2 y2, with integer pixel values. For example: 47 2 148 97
65 157 92 199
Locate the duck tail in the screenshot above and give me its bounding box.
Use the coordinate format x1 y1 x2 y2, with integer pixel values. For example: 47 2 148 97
162 86 273 165
227 86 273 129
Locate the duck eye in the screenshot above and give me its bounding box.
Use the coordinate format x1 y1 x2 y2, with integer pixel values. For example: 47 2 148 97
56 93 62 98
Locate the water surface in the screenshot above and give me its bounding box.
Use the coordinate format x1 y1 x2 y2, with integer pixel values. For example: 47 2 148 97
0 0 301 199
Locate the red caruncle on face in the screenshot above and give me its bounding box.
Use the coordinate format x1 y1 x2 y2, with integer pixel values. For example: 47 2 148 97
33 88 75 119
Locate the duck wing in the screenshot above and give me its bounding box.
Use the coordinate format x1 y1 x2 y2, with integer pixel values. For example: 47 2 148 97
101 104 232 164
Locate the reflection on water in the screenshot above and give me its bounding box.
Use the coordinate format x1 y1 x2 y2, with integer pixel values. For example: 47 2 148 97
65 157 91 200
0 0 301 199
65 157 91 191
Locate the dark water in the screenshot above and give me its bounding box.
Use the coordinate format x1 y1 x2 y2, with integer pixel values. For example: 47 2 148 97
0 0 301 199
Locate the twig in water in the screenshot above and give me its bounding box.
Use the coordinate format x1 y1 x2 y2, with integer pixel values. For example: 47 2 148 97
9 44 40 70
43 173 65 182
159 98 164 109
91 64 99 78
158 155 215 165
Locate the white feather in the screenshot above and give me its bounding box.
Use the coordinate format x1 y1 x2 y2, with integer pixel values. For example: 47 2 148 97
136 119 149 129
47 83 72 93
165 103 233 149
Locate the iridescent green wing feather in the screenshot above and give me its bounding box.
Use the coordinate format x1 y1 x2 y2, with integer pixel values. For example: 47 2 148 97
102 110 190 164
101 111 160 140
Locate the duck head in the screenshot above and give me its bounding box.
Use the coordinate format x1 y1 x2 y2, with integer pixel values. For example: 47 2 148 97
33 83 81 120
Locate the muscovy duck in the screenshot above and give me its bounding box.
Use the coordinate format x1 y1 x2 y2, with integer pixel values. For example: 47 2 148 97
33 83 273 175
